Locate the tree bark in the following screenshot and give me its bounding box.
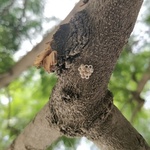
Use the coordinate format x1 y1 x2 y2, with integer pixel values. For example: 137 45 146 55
8 0 150 150
7 103 61 150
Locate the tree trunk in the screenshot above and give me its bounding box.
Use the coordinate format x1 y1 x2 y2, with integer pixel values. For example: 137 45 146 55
8 0 150 150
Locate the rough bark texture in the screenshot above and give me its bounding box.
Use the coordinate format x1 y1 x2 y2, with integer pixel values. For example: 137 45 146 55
8 0 150 150
48 0 150 149
87 105 150 150
7 103 61 150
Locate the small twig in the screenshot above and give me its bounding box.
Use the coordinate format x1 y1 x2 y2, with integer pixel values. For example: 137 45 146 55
130 62 150 122
130 98 144 123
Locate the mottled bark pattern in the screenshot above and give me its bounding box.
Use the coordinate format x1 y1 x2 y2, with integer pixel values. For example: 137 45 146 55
48 0 150 150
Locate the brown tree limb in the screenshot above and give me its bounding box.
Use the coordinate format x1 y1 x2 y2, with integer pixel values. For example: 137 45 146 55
7 0 150 150
137 72 150 93
7 103 61 150
130 99 144 123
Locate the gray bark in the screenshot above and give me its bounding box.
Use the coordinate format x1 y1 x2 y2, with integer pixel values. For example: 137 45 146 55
49 0 150 149
7 103 61 150
8 0 150 150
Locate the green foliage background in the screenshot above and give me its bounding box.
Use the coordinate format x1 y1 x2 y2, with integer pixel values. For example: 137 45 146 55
0 0 150 149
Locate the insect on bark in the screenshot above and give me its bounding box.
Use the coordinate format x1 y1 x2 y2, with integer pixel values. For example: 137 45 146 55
34 41 57 73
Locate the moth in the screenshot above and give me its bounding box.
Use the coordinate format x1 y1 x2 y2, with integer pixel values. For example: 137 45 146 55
34 42 57 73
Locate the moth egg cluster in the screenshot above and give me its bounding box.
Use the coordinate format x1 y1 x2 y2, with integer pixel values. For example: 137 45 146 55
78 64 94 79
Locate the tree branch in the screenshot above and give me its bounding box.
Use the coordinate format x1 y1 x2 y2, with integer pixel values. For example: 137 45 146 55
137 72 150 93
87 105 150 150
130 63 150 122
7 103 61 150
7 0 150 150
